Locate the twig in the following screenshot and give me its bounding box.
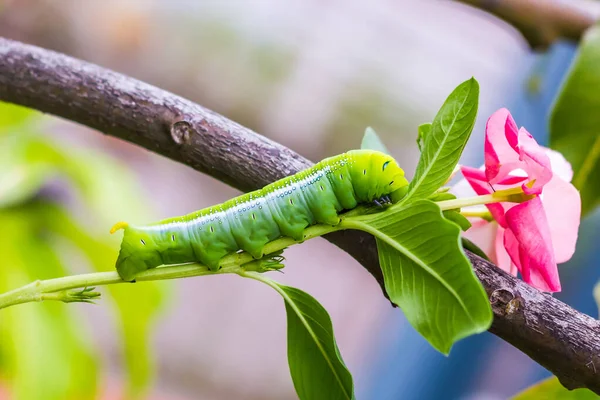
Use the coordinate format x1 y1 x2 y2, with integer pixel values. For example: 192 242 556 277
455 0 596 50
0 223 336 309
0 268 207 309
0 37 599 393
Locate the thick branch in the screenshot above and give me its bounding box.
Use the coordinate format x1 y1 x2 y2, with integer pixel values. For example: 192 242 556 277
456 0 596 50
0 37 599 393
470 254 600 393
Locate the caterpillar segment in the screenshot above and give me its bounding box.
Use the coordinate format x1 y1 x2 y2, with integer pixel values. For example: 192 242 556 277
111 150 409 281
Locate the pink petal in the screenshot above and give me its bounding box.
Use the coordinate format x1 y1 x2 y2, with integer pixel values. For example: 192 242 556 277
516 128 552 195
541 175 581 263
461 166 509 227
484 108 521 184
503 228 523 278
494 226 516 275
463 220 516 275
505 198 561 292
450 176 477 198
463 219 497 257
545 148 574 182
496 175 528 186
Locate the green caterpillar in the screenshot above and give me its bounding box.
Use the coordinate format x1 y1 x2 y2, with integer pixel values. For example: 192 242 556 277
111 150 408 281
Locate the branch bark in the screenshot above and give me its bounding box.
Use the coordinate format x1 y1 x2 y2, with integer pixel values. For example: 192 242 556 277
1 37 599 393
455 0 596 50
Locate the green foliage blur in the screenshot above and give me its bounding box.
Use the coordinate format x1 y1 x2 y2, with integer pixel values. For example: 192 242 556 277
550 24 600 217
0 102 168 399
513 376 597 400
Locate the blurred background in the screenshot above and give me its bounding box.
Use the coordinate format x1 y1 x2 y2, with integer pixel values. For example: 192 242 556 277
0 0 599 399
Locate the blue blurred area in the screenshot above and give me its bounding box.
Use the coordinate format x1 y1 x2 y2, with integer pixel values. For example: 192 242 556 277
363 41 600 400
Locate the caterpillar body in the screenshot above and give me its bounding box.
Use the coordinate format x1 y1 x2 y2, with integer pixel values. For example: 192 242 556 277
111 150 408 281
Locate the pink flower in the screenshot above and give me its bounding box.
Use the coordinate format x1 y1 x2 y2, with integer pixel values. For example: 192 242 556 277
456 108 581 292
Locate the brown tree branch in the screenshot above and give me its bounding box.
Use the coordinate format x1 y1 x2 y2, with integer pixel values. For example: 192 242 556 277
1 37 599 393
455 0 596 50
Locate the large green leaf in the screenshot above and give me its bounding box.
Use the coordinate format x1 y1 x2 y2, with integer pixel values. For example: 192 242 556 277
513 376 597 399
550 24 600 216
344 200 492 354
245 274 354 400
402 78 479 204
360 127 391 154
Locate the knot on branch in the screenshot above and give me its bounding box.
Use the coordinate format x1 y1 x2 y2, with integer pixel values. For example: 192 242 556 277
170 118 194 145
490 288 525 320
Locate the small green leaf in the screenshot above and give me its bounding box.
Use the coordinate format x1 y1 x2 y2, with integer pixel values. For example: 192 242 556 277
360 126 390 154
429 191 456 202
243 273 354 400
513 376 597 399
344 200 492 354
402 78 479 204
417 123 432 151
550 24 600 216
443 210 472 231
49 287 101 304
461 237 491 262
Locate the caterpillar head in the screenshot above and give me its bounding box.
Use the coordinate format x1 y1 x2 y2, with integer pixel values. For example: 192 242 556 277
348 150 409 202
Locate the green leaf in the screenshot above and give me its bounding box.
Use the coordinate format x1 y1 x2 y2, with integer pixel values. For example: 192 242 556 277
245 274 354 400
550 24 600 216
402 78 479 204
417 123 432 152
461 237 491 262
360 126 390 154
443 209 472 231
344 200 492 354
428 191 456 202
283 286 353 400
513 376 597 399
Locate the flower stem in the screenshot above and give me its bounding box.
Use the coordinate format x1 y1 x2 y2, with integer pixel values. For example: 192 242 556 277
436 186 533 211
460 210 493 221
